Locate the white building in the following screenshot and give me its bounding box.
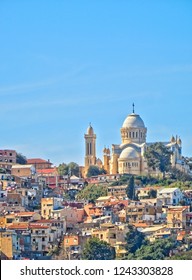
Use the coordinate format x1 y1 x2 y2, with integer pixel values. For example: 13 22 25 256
157 187 183 206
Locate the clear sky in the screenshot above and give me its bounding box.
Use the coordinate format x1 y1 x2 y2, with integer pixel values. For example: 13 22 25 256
0 0 192 166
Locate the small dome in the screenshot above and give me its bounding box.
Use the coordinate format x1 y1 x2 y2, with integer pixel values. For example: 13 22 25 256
122 113 145 128
96 158 102 164
119 146 139 159
87 124 94 135
106 148 110 154
103 147 107 153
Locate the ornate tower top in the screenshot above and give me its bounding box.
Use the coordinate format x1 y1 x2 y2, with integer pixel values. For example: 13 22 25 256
120 107 147 144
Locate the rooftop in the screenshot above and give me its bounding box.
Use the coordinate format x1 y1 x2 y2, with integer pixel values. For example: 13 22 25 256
27 158 52 164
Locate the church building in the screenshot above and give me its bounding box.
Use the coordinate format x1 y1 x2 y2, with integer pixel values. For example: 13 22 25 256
84 105 188 176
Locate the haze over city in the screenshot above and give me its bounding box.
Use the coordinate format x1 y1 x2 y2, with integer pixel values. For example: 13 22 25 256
1 0 192 166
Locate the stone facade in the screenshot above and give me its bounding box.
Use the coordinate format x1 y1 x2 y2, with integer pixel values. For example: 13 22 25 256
84 106 188 176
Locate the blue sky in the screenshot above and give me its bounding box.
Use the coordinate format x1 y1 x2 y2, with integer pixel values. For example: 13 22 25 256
0 0 192 166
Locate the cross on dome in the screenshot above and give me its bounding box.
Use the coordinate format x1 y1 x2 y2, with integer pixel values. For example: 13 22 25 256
132 103 135 114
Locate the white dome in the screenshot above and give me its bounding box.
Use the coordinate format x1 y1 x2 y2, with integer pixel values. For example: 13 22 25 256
119 146 139 159
122 113 145 128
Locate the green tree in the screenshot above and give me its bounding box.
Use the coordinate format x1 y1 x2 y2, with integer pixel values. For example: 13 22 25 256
125 225 145 255
86 165 107 177
144 142 172 178
16 153 27 164
148 189 157 198
168 250 192 260
68 162 80 177
82 237 116 260
126 176 135 200
76 184 107 203
57 162 79 177
169 167 192 182
134 238 176 260
57 163 68 175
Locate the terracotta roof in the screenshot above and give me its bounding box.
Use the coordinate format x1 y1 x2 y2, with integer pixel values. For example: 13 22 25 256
177 231 186 241
29 223 49 229
104 201 119 206
14 212 36 217
7 223 29 230
168 206 189 212
27 158 52 164
133 222 149 228
37 168 57 174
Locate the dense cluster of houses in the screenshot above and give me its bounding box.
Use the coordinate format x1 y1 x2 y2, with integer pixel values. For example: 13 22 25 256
0 156 192 260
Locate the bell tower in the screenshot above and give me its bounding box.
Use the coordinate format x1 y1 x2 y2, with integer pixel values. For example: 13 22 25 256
84 123 96 173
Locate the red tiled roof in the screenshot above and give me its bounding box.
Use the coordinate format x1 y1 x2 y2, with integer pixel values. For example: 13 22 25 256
27 158 52 164
29 223 49 229
14 212 36 217
168 206 189 212
37 168 57 174
133 222 148 228
177 231 186 241
104 201 119 206
7 223 29 230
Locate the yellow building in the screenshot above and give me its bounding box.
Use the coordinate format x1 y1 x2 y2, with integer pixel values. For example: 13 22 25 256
91 224 128 246
41 197 63 219
84 124 97 175
41 198 54 219
166 206 190 229
0 230 16 259
11 164 35 178
84 105 187 176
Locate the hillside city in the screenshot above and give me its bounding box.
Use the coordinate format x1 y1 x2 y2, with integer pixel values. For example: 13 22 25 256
1 110 192 260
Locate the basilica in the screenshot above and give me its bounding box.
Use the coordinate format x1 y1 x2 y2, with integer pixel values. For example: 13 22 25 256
84 106 188 176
